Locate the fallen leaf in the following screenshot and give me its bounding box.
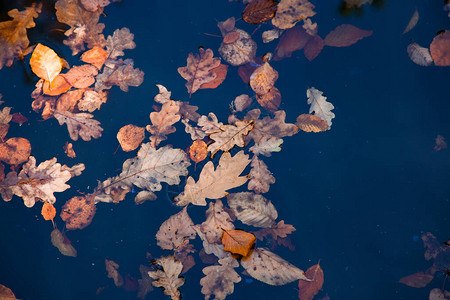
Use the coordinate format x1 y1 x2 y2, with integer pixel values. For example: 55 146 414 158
80 0 111 12
156 207 196 250
146 100 181 147
272 0 316 30
227 192 278 227
430 31 450 66
62 64 98 88
199 64 228 90
207 119 254 157
249 136 283 156
95 58 144 92
0 137 31 165
78 89 107 112
11 113 27 126
56 89 84 112
51 228 77 257
43 74 72 96
232 94 253 112
243 0 278 24
135 190 157 204
296 114 329 132
60 195 96 230
399 271 434 288
0 284 17 299
149 255 185 300
41 202 56 221
178 48 221 97
274 26 311 60
198 200 235 246
434 135 447 151
429 288 450 300
253 220 296 241
262 28 284 43
245 109 299 143
222 229 256 256
200 255 241 300
106 27 136 59
189 139 208 163
223 31 240 44
304 34 324 61
174 151 250 206
324 24 372 47
248 156 276 194
154 84 172 104
218 29 257 66
250 62 279 96
105 259 124 287
137 265 154 299
117 124 145 152
402 8 419 35
306 88 335 129
182 119 206 140
81 46 108 69
241 247 309 285
407 43 433 66
54 110 103 141
298 263 324 300
256 86 281 112
30 44 63 83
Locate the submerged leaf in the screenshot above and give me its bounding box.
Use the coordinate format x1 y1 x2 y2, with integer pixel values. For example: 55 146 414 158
324 24 372 47
402 8 419 35
298 264 324 300
51 228 77 257
200 255 241 300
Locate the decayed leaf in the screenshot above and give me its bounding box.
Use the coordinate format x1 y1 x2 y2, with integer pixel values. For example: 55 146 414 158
146 100 181 147
241 247 309 285
430 31 450 66
137 265 154 299
243 0 278 24
62 64 98 88
272 0 316 30
106 27 136 59
429 288 450 300
200 255 241 300
249 136 283 156
105 259 124 287
324 24 372 47
222 229 256 256
407 43 433 66
274 26 311 60
207 120 254 157
60 195 96 230
56 89 84 112
304 34 324 61
0 137 31 165
149 255 185 300
232 94 253 112
81 46 108 69
94 144 190 202
182 119 206 140
298 264 324 300
10 156 84 207
227 192 277 227
189 139 208 163
195 226 228 259
296 114 329 132
402 8 419 35
198 200 235 246
248 156 275 194
156 207 196 250
256 86 281 112
175 151 250 206
399 271 434 288
0 3 41 69
218 29 257 66
11 112 27 126
54 110 103 141
117 124 145 152
250 62 279 96
178 48 221 96
306 88 335 129
51 228 77 257
95 58 144 92
30 44 63 84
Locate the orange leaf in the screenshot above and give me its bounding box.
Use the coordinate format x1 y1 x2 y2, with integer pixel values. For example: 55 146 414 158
223 31 240 44
41 202 56 221
298 263 324 300
62 64 98 88
63 142 76 158
117 124 145 152
42 74 72 96
30 43 63 83
81 46 108 69
222 229 256 257
0 137 31 165
189 139 208 163
199 64 228 90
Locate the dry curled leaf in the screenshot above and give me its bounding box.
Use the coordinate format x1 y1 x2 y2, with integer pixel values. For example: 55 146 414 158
117 124 145 152
54 110 103 141
149 255 185 300
189 138 208 163
156 207 196 250
243 0 278 24
218 29 257 66
241 247 309 285
177 48 221 97
227 192 278 228
272 0 316 30
51 228 77 257
146 100 180 148
296 114 329 132
324 24 372 47
200 255 241 300
30 44 63 84
222 229 256 256
105 259 124 287
298 263 324 300
175 151 250 206
0 137 31 165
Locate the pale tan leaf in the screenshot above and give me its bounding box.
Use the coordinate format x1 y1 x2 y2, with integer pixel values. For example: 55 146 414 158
198 112 223 134
232 94 253 112
154 84 171 104
407 43 432 66
30 44 62 83
62 64 98 88
199 200 234 244
219 29 257 66
207 120 254 157
149 255 185 300
241 248 309 285
307 88 335 129
95 58 144 92
77 89 107 112
249 136 283 156
156 207 196 250
182 119 207 140
402 8 419 34
227 192 277 228
174 151 250 206
194 226 228 258
262 28 284 43
248 156 275 194
272 0 316 30
245 109 299 142
146 100 181 147
134 190 157 205
54 110 103 141
200 255 241 300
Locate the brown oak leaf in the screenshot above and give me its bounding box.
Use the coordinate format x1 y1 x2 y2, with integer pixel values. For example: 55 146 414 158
54 110 103 141
149 256 185 300
146 100 181 148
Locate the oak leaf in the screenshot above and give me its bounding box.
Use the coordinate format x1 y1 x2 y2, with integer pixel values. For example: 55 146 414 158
219 29 257 66
249 136 283 156
183 119 206 140
199 200 235 245
272 0 316 30
77 89 108 112
306 88 335 129
80 0 111 12
227 192 277 228
189 139 208 163
174 151 250 206
0 3 41 69
243 0 278 24
56 89 84 112
117 124 145 152
62 64 98 88
430 31 450 66
156 207 196 250
0 137 31 165
298 263 324 300
207 120 254 157
296 114 329 132
248 156 276 194
241 247 309 285
177 48 221 97
54 110 103 141
198 112 223 134
106 27 136 59
149 255 185 300
324 24 372 47
81 46 108 69
51 228 77 257
146 100 181 147
95 58 144 92
253 220 296 241
200 255 241 300
154 84 171 104
222 229 256 256
30 44 63 84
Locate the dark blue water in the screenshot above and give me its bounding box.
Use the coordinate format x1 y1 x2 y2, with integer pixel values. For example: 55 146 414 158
0 0 449 299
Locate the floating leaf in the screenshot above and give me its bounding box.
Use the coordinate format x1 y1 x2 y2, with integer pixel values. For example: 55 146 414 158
207 120 254 157
43 75 72 96
62 64 98 88
30 44 63 84
232 94 253 112
253 220 296 241
248 156 276 194
105 259 124 287
177 48 221 97
80 0 111 12
324 24 372 47
0 137 31 165
249 136 283 157
95 58 144 92
189 139 208 163
175 151 250 206
41 202 56 221
106 27 136 59
156 207 196 250
0 284 17 299
256 86 281 112
54 110 103 141
149 255 185 300
146 100 181 147
223 31 240 44
250 62 279 96
296 114 329 132
60 195 96 230
245 109 299 143
81 46 108 69
222 229 256 256
219 29 257 66
407 43 433 66
200 255 241 300
298 263 324 300
306 88 335 129
241 248 309 285
51 228 77 257
199 64 228 90
243 0 278 24
434 135 447 152
272 0 316 30
430 31 450 66
11 113 27 126
402 8 419 35
117 124 145 152
78 89 108 112
154 84 172 104
198 200 235 245
227 192 277 227
304 35 324 61
274 26 311 60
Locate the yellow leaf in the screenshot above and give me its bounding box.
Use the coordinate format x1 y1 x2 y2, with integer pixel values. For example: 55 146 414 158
30 43 63 83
